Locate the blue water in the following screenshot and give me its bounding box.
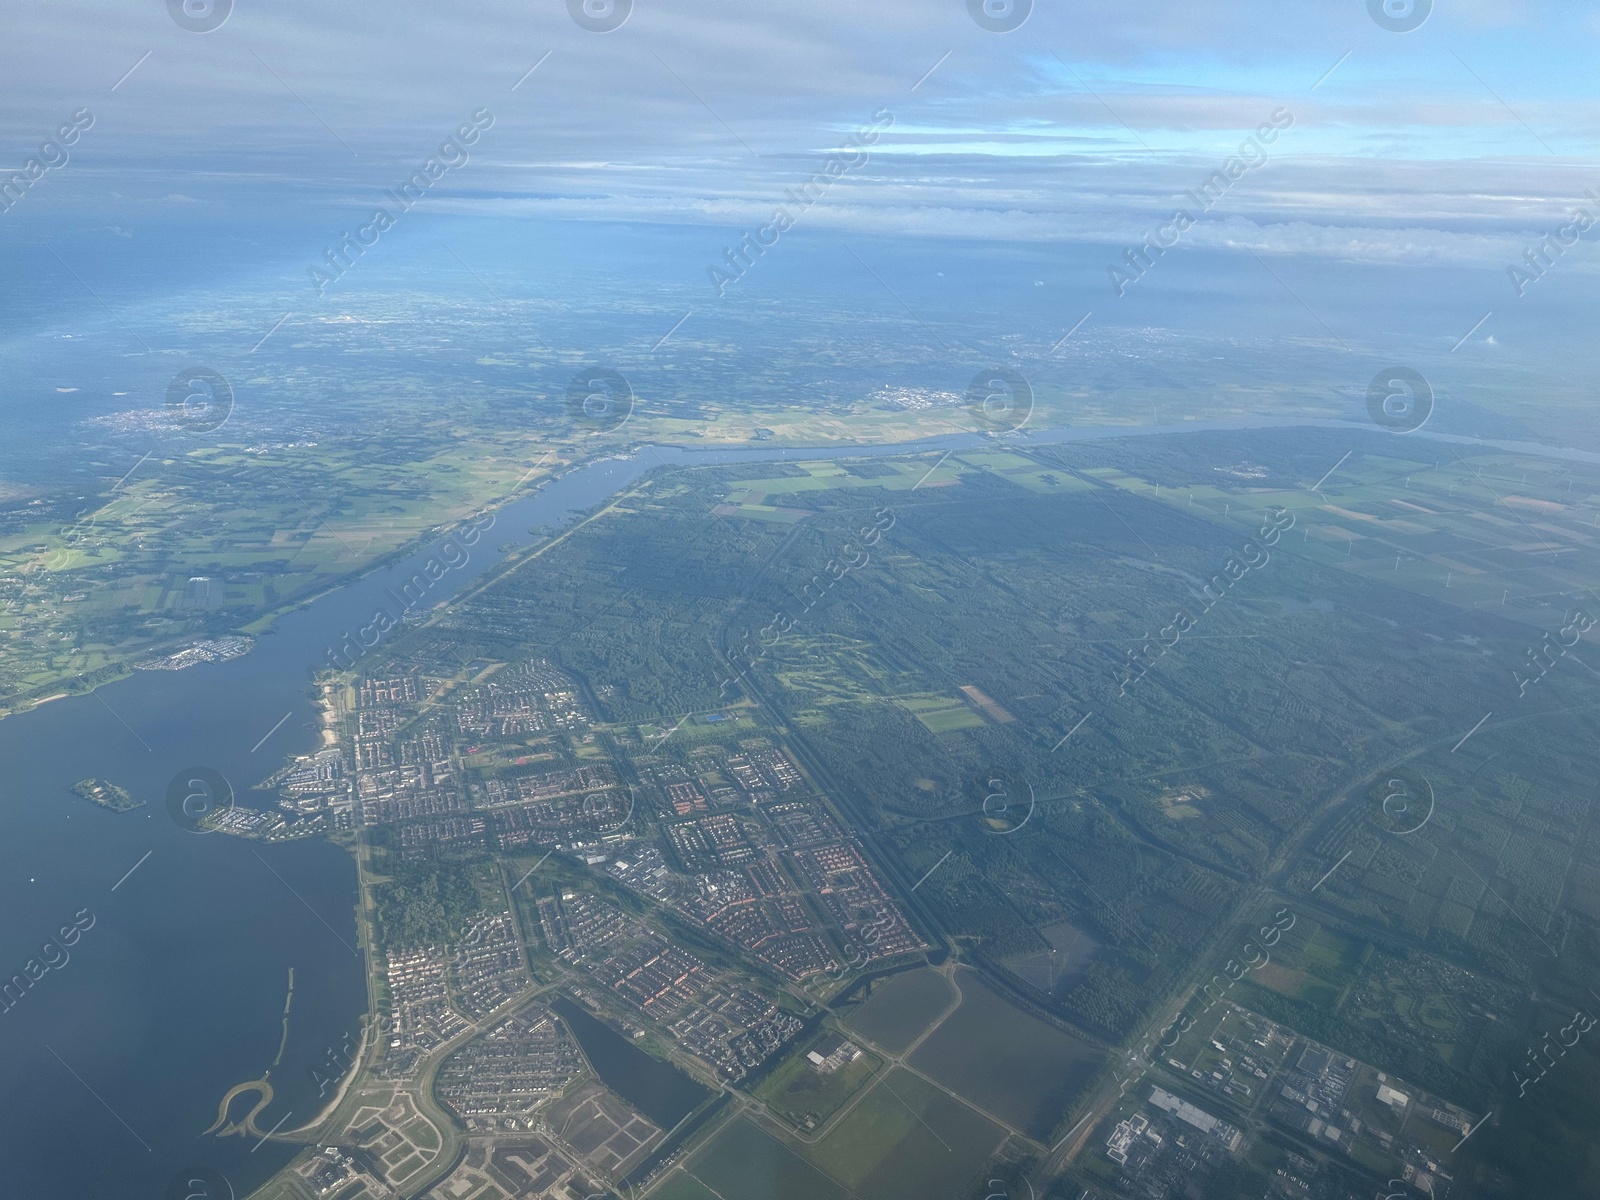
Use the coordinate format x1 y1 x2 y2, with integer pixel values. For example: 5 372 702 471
0 440 922 1196
550 997 710 1130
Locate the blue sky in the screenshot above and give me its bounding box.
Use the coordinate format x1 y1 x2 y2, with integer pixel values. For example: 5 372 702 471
2 0 1598 376
2 2 1599 481
2 1 1595 257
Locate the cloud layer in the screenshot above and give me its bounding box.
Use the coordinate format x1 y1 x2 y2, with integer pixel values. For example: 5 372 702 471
2 0 1597 268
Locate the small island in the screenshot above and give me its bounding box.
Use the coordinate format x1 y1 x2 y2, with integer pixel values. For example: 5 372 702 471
70 778 144 813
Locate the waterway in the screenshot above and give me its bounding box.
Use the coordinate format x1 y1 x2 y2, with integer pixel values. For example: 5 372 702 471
0 417 1578 1196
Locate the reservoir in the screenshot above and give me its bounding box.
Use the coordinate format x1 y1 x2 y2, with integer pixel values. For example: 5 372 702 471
550 996 711 1130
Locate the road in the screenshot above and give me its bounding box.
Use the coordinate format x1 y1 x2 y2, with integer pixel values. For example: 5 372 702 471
1023 703 1573 1192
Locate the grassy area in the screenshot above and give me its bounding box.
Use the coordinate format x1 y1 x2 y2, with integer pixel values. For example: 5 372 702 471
723 459 979 499
899 693 986 733
800 1067 1007 1200
754 1034 882 1130
1124 446 1600 627
907 970 1103 1142
951 451 1094 493
842 968 955 1054
649 1169 724 1200
1243 918 1362 1008
686 1117 852 1200
0 436 563 715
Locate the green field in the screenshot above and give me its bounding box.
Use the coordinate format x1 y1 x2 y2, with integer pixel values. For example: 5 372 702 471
725 459 980 498
843 968 956 1054
907 970 1103 1141
950 451 1094 493
1298 924 1366 981
1241 917 1362 1008
686 1118 851 1200
755 1035 882 1130
649 1169 724 1200
801 1068 1008 1200
900 693 987 733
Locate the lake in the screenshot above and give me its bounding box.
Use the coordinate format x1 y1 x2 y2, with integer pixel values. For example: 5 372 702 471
550 996 711 1130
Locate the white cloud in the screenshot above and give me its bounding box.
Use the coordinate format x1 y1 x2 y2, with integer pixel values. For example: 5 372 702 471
0 0 1594 273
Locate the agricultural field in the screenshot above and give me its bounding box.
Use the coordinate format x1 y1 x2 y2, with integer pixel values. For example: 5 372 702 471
1287 711 1597 981
648 1170 724 1200
998 920 1100 999
907 970 1103 1142
682 1118 852 1200
0 402 566 715
841 968 957 1054
675 1069 1010 1200
755 1033 882 1131
797 1067 1009 1200
900 692 987 734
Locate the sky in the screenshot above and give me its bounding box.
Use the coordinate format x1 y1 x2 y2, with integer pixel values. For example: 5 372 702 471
3 0 1597 258
2 0 1599 430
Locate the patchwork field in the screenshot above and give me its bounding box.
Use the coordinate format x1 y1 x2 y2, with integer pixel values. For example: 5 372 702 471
900 693 986 734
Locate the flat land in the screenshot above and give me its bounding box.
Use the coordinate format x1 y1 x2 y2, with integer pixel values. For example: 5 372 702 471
549 1086 661 1176
800 1067 1008 1200
908 971 1102 1141
755 1036 881 1129
649 1170 723 1200
843 969 955 1054
685 1117 851 1200
901 693 987 734
999 920 1099 998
